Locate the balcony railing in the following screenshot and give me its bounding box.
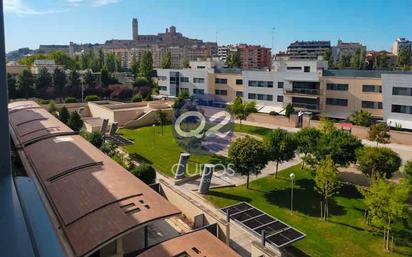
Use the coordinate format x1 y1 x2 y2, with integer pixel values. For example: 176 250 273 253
292 103 320 110
284 88 320 95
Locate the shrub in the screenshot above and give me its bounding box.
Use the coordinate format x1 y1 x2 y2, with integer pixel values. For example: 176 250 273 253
100 141 117 157
58 106 70 124
48 101 58 114
38 99 50 105
133 77 150 88
131 95 143 102
368 123 390 145
351 110 373 127
67 111 83 131
64 97 77 103
82 131 103 148
84 95 100 102
130 164 156 184
109 85 133 100
269 111 278 116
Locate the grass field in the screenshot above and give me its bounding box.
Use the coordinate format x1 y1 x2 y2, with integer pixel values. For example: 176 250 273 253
119 125 225 176
234 123 273 137
205 165 412 257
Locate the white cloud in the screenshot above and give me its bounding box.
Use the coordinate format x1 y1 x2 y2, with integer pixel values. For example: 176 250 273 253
4 0 61 15
66 0 120 7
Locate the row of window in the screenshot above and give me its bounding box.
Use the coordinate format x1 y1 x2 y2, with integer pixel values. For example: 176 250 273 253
392 104 412 114
393 87 412 96
248 93 284 102
215 78 228 84
215 89 227 96
326 98 383 109
248 80 284 88
326 83 382 93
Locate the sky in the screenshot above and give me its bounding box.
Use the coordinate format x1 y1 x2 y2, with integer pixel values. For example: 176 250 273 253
4 0 412 53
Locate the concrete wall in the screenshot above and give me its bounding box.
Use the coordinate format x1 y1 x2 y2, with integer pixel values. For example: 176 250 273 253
123 109 173 129
211 72 243 103
158 179 231 245
88 102 115 122
246 112 296 128
251 241 281 257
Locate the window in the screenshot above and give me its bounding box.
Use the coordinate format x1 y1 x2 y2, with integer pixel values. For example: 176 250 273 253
248 93 272 101
215 78 228 84
278 82 284 88
277 95 284 102
197 66 206 69
193 77 205 83
248 93 256 99
287 66 301 70
326 98 348 106
193 89 204 95
362 85 382 93
393 87 412 96
304 66 311 72
327 83 348 91
236 79 243 85
362 101 383 109
180 77 189 83
159 86 167 91
248 80 273 88
236 91 243 97
215 89 227 96
392 104 412 114
158 76 167 81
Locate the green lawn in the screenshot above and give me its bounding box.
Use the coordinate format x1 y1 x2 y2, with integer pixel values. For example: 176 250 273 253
206 165 412 257
119 125 225 176
234 123 273 137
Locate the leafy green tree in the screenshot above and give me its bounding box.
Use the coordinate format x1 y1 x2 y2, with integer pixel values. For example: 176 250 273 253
323 48 334 68
226 96 256 128
130 164 156 184
101 67 110 88
182 58 190 68
337 55 351 69
16 69 34 99
403 160 412 187
350 48 363 69
68 111 83 131
360 179 410 252
83 131 104 148
133 77 150 88
83 70 96 87
131 95 143 102
53 68 67 98
161 49 172 68
131 55 139 76
265 129 297 178
48 101 58 115
225 51 241 68
69 69 81 87
105 52 117 73
35 68 52 90
7 73 17 99
397 47 411 68
228 136 268 188
373 53 389 69
284 103 294 118
351 110 373 127
318 117 336 134
316 129 363 167
84 95 100 102
138 51 153 81
356 146 401 179
368 123 390 145
58 106 70 124
295 127 321 169
156 110 168 136
314 156 340 221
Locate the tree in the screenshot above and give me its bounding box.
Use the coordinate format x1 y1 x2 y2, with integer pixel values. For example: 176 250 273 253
351 110 373 127
265 129 297 178
84 95 100 102
373 53 389 69
397 47 411 68
314 156 340 221
131 55 139 76
228 136 268 188
131 95 143 102
105 52 117 73
360 179 410 252
48 102 58 115
83 70 96 87
58 106 70 124
130 164 156 184
101 67 110 88
138 51 153 81
68 111 83 131
156 110 168 136
350 48 363 69
337 55 351 69
323 48 334 68
316 129 363 167
284 103 294 119
318 117 336 134
295 127 321 169
182 58 190 68
356 146 401 179
53 68 67 98
161 49 172 68
225 51 241 68
16 69 34 99
368 123 390 145
35 67 52 90
226 96 256 128
403 160 412 187
69 69 81 87
7 73 17 99
133 77 150 88
83 131 104 148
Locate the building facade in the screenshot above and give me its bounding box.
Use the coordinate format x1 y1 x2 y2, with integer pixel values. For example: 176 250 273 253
237 44 271 70
287 41 331 59
331 40 366 64
391 38 411 56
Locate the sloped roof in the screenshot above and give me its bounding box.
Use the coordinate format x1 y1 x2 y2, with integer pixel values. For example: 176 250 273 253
8 101 180 257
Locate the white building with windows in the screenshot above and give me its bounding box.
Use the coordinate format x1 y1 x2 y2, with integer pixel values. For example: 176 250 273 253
382 73 412 129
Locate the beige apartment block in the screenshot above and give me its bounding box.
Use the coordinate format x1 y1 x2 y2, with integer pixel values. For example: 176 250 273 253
321 72 383 119
209 71 243 103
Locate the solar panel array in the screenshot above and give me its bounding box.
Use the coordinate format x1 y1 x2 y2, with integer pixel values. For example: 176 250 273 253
108 135 134 146
221 202 305 248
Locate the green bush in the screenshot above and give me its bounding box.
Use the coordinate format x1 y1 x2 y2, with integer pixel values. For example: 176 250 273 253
64 97 77 103
38 99 50 105
85 95 100 102
67 111 83 131
131 95 143 102
82 131 103 148
351 110 373 127
58 106 70 124
130 164 156 184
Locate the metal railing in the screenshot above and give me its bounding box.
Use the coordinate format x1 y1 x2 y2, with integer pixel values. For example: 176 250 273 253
284 88 320 95
292 103 320 110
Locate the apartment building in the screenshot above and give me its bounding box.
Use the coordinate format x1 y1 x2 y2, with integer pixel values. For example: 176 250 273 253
217 45 238 63
210 68 243 103
287 41 331 60
382 74 412 129
237 44 271 70
391 38 411 56
31 59 65 74
331 40 366 64
322 70 384 119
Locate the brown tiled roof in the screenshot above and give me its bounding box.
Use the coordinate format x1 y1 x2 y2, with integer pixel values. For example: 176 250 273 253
136 229 241 257
8 101 181 257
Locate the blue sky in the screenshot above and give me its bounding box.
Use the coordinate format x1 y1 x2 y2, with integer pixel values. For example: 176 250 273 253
4 0 412 53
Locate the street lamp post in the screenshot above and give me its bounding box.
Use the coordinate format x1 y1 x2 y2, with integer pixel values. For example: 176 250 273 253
152 124 156 145
290 173 295 212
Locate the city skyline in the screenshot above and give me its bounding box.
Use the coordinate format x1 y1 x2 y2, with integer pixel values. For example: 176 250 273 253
4 0 412 53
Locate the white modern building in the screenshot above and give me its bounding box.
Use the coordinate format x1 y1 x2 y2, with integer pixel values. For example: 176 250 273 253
382 73 412 129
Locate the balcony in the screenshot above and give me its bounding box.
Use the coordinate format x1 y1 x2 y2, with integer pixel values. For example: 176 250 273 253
292 102 320 111
284 88 321 96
